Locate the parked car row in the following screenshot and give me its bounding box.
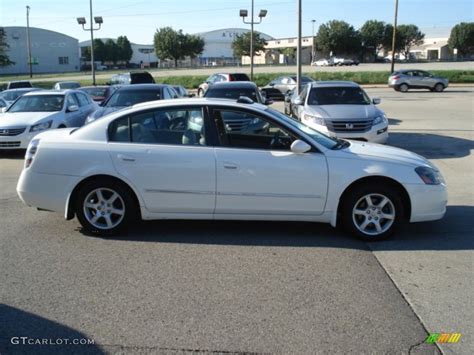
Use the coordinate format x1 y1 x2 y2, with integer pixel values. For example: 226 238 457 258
311 57 359 66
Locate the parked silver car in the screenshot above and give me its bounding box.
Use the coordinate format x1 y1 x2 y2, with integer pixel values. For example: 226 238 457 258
292 81 388 144
388 69 449 92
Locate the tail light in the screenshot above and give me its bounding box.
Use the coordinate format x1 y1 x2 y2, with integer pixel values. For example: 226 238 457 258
25 139 40 168
229 75 235 81
391 75 400 80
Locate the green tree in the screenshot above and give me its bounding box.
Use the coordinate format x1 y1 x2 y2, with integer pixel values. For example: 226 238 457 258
448 22 474 57
396 24 424 60
231 32 267 57
116 35 133 63
153 27 204 67
104 39 119 64
360 20 393 57
0 27 14 67
315 20 362 56
83 39 106 62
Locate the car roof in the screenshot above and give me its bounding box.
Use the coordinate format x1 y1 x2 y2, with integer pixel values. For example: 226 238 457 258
309 81 360 88
116 84 168 91
22 89 83 96
79 85 109 89
208 82 257 89
2 87 41 93
132 97 266 111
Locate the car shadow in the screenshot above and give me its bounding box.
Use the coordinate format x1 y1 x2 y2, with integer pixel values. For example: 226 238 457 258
0 305 104 354
0 149 25 160
388 118 402 125
80 205 473 251
388 132 474 159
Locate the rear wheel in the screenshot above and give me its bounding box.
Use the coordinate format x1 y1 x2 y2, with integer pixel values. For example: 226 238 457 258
341 185 403 241
75 179 136 235
399 83 409 92
434 83 444 92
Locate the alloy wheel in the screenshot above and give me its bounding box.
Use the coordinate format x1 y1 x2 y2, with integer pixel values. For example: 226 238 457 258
83 188 125 230
352 193 396 236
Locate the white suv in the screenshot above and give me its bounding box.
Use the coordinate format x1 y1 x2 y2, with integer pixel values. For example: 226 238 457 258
293 81 389 144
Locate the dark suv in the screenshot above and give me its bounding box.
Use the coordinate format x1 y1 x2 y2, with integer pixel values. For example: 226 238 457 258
197 73 250 97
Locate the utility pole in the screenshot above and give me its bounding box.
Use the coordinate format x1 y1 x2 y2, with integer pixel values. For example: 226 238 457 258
26 5 32 78
240 1 267 81
296 0 302 94
311 19 316 62
390 0 399 73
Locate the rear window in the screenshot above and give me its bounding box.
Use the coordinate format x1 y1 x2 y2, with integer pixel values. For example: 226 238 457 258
205 87 259 102
105 89 162 107
130 72 155 84
229 74 250 81
8 82 32 89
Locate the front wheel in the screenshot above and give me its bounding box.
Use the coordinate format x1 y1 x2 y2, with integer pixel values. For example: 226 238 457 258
341 185 403 241
75 179 136 235
434 83 444 92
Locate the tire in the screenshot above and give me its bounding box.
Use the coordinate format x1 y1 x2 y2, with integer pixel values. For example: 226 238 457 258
75 179 137 236
341 184 403 241
399 83 409 93
434 83 444 92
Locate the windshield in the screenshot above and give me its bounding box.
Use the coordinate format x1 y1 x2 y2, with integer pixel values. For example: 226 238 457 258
267 108 338 149
8 95 64 112
308 87 371 105
80 87 107 97
205 88 260 102
58 82 80 89
105 90 162 107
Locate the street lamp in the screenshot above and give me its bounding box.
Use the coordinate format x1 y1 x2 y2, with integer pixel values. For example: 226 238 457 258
240 0 267 81
26 5 32 78
77 0 103 85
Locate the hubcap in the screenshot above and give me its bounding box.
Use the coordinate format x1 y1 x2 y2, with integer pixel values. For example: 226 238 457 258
352 193 395 236
83 188 125 230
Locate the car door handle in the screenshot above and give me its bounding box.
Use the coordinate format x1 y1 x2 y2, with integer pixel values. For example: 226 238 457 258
223 162 238 169
117 154 136 162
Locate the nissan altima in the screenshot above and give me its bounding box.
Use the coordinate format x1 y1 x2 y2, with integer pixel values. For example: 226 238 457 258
17 98 447 240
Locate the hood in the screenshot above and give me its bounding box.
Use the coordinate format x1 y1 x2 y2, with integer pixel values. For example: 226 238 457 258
0 111 59 128
339 140 434 168
307 104 381 120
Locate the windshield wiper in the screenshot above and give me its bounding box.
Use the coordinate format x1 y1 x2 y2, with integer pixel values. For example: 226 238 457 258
331 139 350 150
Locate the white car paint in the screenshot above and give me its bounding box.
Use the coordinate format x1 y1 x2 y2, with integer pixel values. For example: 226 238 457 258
16 98 447 238
0 90 98 149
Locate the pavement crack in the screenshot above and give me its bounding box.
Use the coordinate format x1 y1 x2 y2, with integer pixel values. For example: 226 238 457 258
99 344 266 354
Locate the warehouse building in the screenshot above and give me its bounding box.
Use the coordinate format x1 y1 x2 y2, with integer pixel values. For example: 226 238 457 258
0 26 80 75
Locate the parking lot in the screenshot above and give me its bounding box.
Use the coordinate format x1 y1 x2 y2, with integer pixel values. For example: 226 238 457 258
0 87 472 354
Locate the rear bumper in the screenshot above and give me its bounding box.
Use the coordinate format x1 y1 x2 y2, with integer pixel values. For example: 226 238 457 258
17 169 81 216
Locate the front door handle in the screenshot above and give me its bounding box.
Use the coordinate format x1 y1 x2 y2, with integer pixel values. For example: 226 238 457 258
223 162 238 170
117 154 136 162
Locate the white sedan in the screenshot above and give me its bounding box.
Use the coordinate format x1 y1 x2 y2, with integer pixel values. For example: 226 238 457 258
17 98 447 240
0 90 98 149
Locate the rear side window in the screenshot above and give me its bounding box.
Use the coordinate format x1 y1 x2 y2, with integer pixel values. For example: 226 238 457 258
109 116 130 142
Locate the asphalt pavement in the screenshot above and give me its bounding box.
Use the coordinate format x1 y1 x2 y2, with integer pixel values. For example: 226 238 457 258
1 87 472 354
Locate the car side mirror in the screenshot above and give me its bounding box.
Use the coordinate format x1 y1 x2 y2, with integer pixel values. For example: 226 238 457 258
265 98 273 105
291 140 311 154
372 97 381 105
294 97 304 105
67 104 79 112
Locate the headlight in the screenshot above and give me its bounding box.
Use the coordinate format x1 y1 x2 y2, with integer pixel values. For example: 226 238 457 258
30 120 52 132
415 166 442 185
373 114 387 126
303 113 326 126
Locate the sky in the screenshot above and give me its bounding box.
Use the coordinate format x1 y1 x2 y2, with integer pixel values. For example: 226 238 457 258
1 0 472 44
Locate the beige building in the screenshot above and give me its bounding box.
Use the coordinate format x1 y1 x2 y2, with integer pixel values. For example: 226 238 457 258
410 38 451 60
242 36 315 65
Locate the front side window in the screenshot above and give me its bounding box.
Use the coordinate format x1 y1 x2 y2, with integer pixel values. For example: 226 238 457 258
76 93 90 106
214 109 296 151
66 94 79 108
109 107 206 146
8 95 64 112
308 87 371 105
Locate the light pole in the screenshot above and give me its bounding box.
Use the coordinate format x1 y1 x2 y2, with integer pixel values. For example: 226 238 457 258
26 5 32 78
77 0 103 85
240 1 267 81
296 0 302 94
311 19 316 63
390 0 399 73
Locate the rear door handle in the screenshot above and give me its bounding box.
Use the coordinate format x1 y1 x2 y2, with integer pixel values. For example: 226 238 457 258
117 154 136 162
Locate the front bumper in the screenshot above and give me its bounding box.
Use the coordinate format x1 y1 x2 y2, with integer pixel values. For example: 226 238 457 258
0 128 41 149
303 119 389 144
405 183 448 222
